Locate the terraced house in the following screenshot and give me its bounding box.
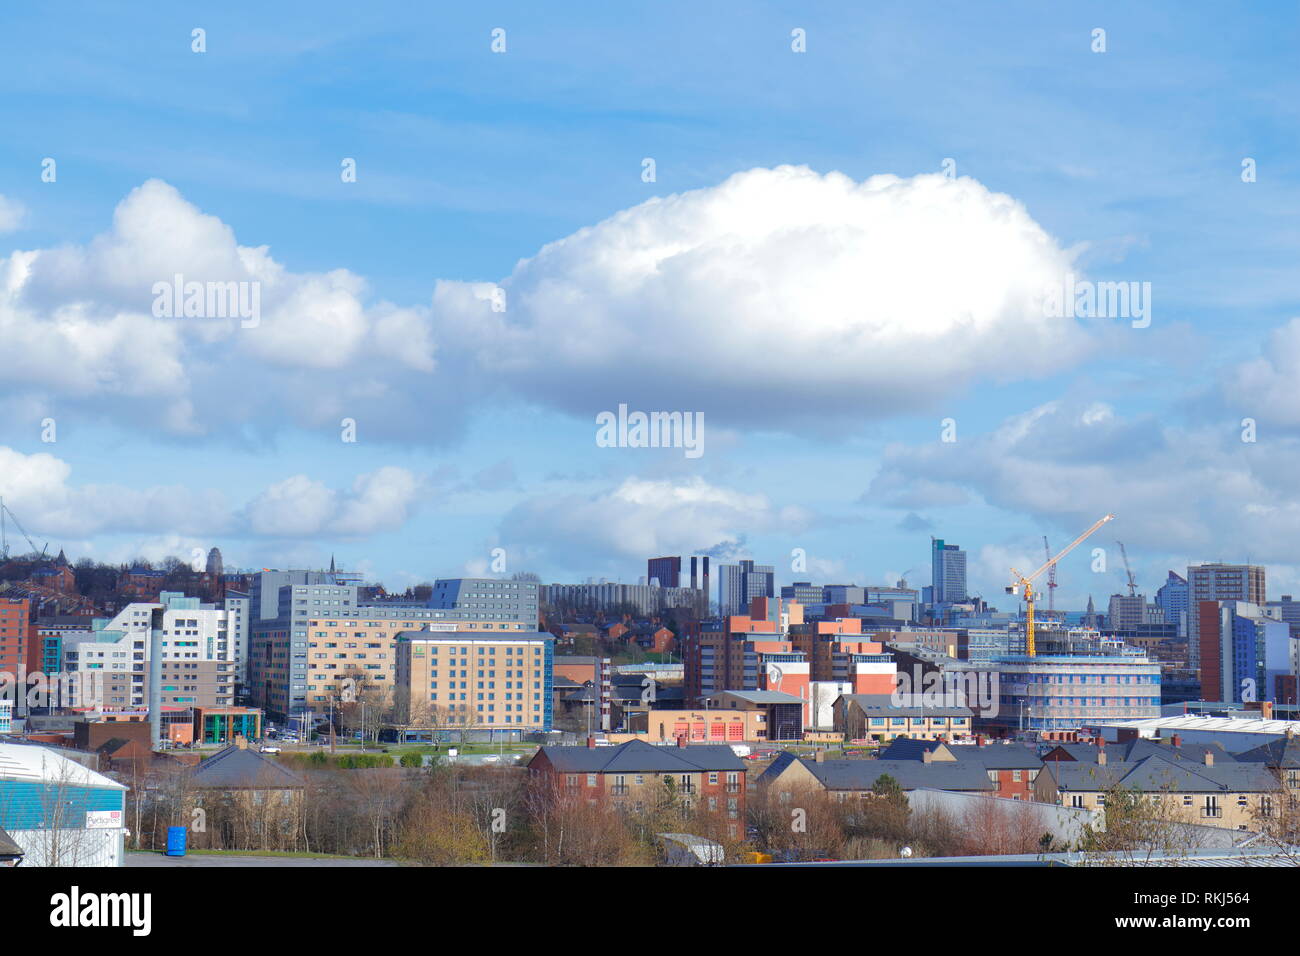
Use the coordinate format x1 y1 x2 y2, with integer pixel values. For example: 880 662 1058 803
527 739 746 835
1034 739 1281 830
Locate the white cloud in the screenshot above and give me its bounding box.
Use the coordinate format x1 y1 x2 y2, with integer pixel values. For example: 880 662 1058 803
499 476 811 570
867 399 1300 569
243 466 425 537
2 170 1099 442
0 445 422 542
0 195 25 233
435 165 1092 426
1223 317 1300 427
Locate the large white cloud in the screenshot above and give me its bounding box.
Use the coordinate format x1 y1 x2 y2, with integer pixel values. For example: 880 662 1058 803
1 180 443 440
2 169 1095 443
435 165 1091 425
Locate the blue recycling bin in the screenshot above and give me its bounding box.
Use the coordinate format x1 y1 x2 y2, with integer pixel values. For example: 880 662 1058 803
166 826 187 857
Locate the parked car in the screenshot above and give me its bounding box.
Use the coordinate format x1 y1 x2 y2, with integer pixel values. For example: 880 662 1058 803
259 745 282 754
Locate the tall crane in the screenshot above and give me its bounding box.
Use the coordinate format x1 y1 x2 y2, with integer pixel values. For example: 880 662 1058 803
1116 541 1137 597
1043 536 1058 614
1009 514 1115 657
0 496 46 562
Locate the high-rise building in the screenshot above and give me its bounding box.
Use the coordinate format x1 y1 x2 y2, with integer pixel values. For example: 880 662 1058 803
1187 564 1265 680
431 578 540 627
1196 601 1290 704
647 556 681 588
62 591 238 712
717 560 774 616
1155 571 1189 637
394 630 554 734
931 538 968 604
1107 593 1148 630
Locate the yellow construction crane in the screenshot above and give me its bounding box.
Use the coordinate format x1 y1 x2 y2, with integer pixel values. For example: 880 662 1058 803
1008 514 1115 657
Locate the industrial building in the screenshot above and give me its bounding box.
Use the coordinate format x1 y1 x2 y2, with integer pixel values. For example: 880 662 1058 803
0 741 127 866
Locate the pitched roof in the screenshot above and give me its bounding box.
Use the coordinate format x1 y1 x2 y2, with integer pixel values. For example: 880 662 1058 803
1235 735 1300 769
535 739 744 773
803 758 995 793
880 738 1043 770
1046 739 1238 766
720 690 804 705
0 742 126 790
190 745 306 789
0 826 23 860
1047 753 1277 794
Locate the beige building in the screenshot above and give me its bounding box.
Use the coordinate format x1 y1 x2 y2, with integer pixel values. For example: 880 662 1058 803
1035 744 1282 831
394 630 554 731
306 618 529 708
627 708 766 743
834 694 974 743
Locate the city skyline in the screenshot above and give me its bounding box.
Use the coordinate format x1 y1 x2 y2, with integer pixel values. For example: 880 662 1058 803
3 3 1300 611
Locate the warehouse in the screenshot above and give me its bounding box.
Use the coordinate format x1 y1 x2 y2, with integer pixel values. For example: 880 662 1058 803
0 741 128 866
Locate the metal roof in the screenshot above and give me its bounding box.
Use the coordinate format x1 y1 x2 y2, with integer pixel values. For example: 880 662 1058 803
1098 715 1300 736
535 739 745 773
0 742 125 790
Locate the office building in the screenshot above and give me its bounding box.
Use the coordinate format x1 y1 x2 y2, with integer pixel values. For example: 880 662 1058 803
647 556 681 588
1155 571 1189 636
1187 564 1265 678
1196 601 1291 704
717 560 774 616
62 591 238 711
931 538 968 604
431 578 540 627
394 629 554 734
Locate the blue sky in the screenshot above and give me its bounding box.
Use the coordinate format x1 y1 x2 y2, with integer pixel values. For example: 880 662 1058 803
2 2 1300 607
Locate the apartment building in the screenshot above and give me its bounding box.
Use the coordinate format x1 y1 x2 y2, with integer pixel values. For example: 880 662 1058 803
683 612 809 707
758 751 995 801
527 739 746 834
1196 600 1291 704
394 629 555 732
0 598 33 686
249 577 535 719
1187 564 1265 677
432 578 540 626
62 592 238 711
1036 742 1278 830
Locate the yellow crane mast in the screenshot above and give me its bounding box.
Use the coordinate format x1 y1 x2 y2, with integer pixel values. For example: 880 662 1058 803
1008 514 1115 657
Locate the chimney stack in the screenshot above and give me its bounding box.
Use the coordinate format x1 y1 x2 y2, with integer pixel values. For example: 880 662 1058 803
1170 734 1181 748
586 735 596 749
1097 741 1107 766
676 735 686 748
976 734 986 748
815 749 826 763
922 748 933 764
1204 751 1214 767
